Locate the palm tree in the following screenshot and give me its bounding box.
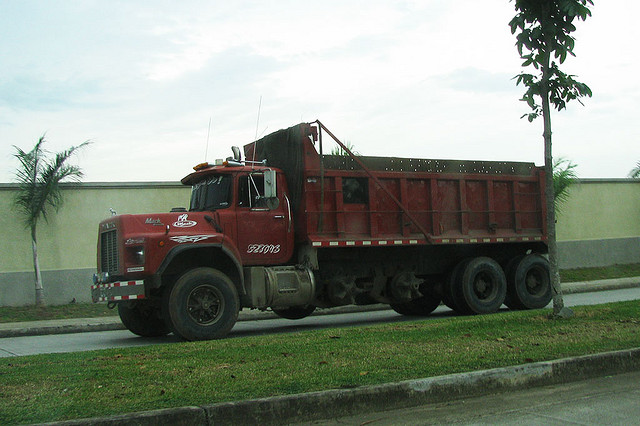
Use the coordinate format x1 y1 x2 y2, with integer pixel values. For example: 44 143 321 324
13 135 90 306
330 141 359 156
629 161 640 178
553 157 578 212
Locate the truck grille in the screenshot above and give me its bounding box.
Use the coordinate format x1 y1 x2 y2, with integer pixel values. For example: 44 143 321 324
100 230 119 274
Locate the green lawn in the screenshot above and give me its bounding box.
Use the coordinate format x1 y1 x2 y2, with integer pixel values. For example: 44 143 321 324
0 302 116 323
1 301 639 425
560 263 640 283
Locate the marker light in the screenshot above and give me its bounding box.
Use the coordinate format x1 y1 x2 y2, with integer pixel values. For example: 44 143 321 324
193 162 211 171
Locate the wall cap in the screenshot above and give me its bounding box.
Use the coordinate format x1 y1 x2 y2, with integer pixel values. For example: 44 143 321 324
1 178 637 190
0 181 184 190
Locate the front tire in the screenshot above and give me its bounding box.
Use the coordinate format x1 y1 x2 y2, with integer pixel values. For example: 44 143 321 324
118 300 170 337
168 267 239 341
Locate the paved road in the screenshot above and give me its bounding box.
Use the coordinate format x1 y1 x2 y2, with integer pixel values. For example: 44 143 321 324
306 370 640 425
1 287 639 358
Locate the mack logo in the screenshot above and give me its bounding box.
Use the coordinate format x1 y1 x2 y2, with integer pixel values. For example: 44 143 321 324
145 218 162 225
173 214 197 228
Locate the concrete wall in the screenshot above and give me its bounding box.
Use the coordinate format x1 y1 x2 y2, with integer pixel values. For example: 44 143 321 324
1 182 190 306
555 179 640 269
556 179 640 241
1 179 638 306
557 237 640 269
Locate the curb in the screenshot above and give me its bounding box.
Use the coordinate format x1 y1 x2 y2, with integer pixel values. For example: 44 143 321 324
562 276 640 294
2 277 639 339
44 347 640 426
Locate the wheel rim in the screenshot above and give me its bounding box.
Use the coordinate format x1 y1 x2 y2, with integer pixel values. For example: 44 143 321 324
473 271 498 301
524 267 547 296
187 284 224 325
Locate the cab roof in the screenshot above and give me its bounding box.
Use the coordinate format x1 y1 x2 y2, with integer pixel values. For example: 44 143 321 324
181 163 272 185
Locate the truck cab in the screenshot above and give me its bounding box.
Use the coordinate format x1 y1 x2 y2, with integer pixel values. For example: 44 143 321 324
183 163 294 266
91 150 314 341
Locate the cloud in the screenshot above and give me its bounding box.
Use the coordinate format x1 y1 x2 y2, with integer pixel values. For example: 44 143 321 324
140 1 411 81
0 75 105 111
0 0 639 182
438 68 516 94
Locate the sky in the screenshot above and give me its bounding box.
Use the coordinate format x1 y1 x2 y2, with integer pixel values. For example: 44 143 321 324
1 0 638 183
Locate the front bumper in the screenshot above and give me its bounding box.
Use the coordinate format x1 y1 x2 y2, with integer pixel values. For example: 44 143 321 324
91 280 145 303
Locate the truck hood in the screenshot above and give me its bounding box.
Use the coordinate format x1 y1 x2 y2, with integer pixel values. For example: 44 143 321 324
100 211 223 237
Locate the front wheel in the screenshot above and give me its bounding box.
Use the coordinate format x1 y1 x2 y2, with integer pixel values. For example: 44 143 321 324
118 300 170 337
167 267 239 341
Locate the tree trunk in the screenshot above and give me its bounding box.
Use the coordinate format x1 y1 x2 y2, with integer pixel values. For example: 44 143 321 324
31 226 45 306
541 41 572 319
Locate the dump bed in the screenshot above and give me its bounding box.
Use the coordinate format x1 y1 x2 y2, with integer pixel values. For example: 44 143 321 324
245 122 547 248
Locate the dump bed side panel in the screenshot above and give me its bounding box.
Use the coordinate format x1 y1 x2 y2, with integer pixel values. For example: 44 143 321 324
301 166 546 246
244 122 547 247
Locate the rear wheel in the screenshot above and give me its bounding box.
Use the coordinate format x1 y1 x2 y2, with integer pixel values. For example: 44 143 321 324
443 259 472 314
457 257 507 315
118 300 170 337
273 305 316 320
390 291 441 316
505 255 552 310
167 267 239 341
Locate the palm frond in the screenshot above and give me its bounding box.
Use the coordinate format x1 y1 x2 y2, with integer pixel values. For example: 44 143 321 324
330 141 360 156
12 136 90 227
553 157 578 212
629 161 640 179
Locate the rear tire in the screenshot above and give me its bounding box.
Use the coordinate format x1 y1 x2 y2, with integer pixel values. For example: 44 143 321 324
118 300 170 337
168 267 239 341
273 305 316 320
505 255 552 310
444 259 472 314
458 257 507 315
390 291 441 316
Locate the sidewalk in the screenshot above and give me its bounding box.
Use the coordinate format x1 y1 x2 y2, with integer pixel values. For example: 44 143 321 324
1 276 639 339
308 369 640 425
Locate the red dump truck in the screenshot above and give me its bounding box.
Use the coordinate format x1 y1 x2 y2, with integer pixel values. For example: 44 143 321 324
91 121 551 340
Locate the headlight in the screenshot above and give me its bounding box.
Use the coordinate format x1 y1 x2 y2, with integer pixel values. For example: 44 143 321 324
126 245 145 265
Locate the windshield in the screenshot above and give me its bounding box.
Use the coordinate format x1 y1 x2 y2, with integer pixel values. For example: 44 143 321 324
189 174 232 211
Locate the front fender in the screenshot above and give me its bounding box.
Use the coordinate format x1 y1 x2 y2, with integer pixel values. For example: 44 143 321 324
155 243 245 295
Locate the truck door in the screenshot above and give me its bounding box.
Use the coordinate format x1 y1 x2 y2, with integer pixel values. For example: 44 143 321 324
235 171 293 265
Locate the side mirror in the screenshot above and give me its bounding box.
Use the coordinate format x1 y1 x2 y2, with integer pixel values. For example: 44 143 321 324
263 170 277 198
231 146 242 162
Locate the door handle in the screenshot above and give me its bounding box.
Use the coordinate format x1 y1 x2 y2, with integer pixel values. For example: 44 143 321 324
274 215 285 219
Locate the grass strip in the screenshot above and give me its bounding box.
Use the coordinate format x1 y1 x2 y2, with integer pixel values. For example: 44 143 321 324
1 300 639 425
560 263 640 283
2 263 638 324
0 302 116 323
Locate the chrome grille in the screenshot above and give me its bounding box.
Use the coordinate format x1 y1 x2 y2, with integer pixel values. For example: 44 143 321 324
100 229 119 274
